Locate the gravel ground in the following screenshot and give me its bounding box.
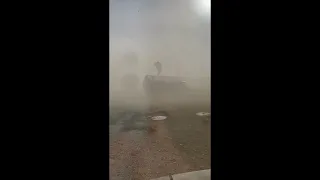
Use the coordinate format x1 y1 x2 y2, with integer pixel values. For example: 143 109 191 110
109 91 210 180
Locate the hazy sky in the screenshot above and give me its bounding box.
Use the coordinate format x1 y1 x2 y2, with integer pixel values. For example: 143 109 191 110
110 0 211 82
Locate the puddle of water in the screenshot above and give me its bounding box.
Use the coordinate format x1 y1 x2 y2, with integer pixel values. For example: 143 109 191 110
121 112 149 132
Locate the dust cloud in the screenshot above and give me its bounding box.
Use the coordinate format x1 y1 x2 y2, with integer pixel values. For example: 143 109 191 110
109 0 211 106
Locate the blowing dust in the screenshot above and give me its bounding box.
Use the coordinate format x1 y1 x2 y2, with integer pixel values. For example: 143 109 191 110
109 0 211 107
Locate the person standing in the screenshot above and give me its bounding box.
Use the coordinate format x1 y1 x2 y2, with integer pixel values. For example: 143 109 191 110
154 61 162 76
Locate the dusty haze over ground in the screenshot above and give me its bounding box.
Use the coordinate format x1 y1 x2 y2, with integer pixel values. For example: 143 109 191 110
110 0 211 99
109 1 211 178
